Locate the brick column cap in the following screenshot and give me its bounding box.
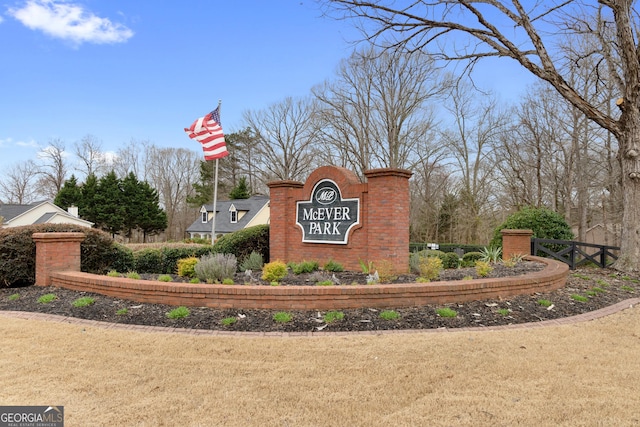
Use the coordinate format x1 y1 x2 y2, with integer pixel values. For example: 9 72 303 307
364 168 412 180
500 229 534 237
32 232 86 242
267 180 304 189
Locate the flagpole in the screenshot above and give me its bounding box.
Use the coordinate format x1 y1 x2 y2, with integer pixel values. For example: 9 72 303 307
211 99 222 245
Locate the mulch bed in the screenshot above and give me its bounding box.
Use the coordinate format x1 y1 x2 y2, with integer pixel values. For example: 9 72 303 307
1 264 638 333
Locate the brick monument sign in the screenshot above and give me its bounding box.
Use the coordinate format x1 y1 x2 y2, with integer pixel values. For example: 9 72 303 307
268 165 412 273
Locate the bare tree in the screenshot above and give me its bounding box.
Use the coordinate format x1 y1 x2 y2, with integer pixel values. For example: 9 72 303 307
243 96 319 182
111 139 152 181
0 160 40 204
439 82 509 243
313 47 448 179
74 134 107 178
324 1 640 271
36 139 68 199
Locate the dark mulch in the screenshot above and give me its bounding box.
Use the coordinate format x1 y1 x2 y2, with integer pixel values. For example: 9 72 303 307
1 264 638 333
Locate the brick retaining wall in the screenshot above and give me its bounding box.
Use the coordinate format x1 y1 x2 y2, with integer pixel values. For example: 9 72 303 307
49 256 568 310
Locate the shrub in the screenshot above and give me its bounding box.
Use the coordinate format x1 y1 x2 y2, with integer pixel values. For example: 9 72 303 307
239 251 264 272
131 245 213 275
134 248 164 274
195 253 237 283
0 224 120 287
177 257 198 278
262 260 288 282
323 259 344 272
212 224 269 264
290 260 319 275
374 259 397 283
419 256 442 281
461 251 483 267
490 206 574 248
475 260 493 277
441 252 461 269
157 274 173 282
126 271 141 280
109 244 136 273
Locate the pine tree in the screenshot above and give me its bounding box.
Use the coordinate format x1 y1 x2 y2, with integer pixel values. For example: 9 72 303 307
229 176 251 199
54 175 82 210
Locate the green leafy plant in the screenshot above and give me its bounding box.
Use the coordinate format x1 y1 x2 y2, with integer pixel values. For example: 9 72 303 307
323 260 344 272
195 253 237 283
107 270 121 277
621 285 635 292
222 278 234 285
290 260 319 275
462 275 473 281
273 311 293 323
595 279 609 287
220 317 237 326
262 260 288 282
419 256 442 281
8 293 19 301
116 308 128 315
177 257 198 278
72 297 95 307
189 277 200 284
359 260 374 274
379 310 400 320
38 294 57 304
316 280 334 286
239 251 264 272
323 311 345 323
157 274 173 282
497 308 510 316
537 299 553 307
572 273 590 280
490 206 574 248
436 307 458 318
441 252 461 269
461 252 484 267
475 260 493 278
167 306 190 319
126 271 141 280
480 246 502 263
571 294 589 302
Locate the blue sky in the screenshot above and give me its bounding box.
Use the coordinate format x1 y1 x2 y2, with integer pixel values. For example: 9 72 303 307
0 0 533 175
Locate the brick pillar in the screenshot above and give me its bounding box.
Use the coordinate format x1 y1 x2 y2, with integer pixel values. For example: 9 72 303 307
364 168 413 273
33 232 85 286
267 180 303 262
501 229 533 260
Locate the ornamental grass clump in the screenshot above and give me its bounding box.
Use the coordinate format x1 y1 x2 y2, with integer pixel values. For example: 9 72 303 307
195 253 237 284
290 260 319 274
239 251 264 272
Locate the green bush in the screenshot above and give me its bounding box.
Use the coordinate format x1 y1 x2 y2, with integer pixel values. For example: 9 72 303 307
441 252 461 269
0 224 120 287
212 224 269 264
177 257 198 278
132 246 212 274
490 206 574 248
239 251 264 272
323 260 344 272
109 244 135 273
290 260 319 274
194 253 237 283
461 252 483 267
262 260 288 282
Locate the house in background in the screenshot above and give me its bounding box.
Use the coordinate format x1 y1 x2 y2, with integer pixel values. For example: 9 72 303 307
0 200 93 228
186 195 270 240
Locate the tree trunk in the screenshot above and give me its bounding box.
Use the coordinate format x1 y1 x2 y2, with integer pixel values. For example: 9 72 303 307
614 116 640 272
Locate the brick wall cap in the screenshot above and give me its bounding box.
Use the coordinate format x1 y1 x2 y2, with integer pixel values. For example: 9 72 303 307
32 232 86 242
364 168 412 179
267 180 304 189
500 229 534 236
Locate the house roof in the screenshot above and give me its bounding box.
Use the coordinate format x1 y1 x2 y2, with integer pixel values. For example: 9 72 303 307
186 195 269 234
0 200 93 227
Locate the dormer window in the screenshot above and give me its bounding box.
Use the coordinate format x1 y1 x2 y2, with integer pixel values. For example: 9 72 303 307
201 211 208 223
229 205 238 223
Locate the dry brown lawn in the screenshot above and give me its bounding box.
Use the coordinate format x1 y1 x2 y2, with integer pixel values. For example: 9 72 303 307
1 306 640 426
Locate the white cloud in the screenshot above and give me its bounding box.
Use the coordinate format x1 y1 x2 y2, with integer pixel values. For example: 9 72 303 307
15 138 40 148
7 0 134 46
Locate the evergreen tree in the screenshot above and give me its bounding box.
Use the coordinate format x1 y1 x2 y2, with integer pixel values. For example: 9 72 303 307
186 161 214 207
95 171 126 236
136 180 168 242
54 175 82 210
229 176 251 199
79 173 100 224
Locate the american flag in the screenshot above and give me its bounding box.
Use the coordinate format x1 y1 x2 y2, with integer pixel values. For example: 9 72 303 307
184 106 229 160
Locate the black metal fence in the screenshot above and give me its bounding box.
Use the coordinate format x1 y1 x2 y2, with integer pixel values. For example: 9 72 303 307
531 238 620 270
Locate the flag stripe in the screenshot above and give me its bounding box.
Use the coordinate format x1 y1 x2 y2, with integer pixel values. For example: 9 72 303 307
184 106 229 160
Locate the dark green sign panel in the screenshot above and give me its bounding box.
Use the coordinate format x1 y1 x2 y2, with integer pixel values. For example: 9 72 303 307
296 179 360 244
